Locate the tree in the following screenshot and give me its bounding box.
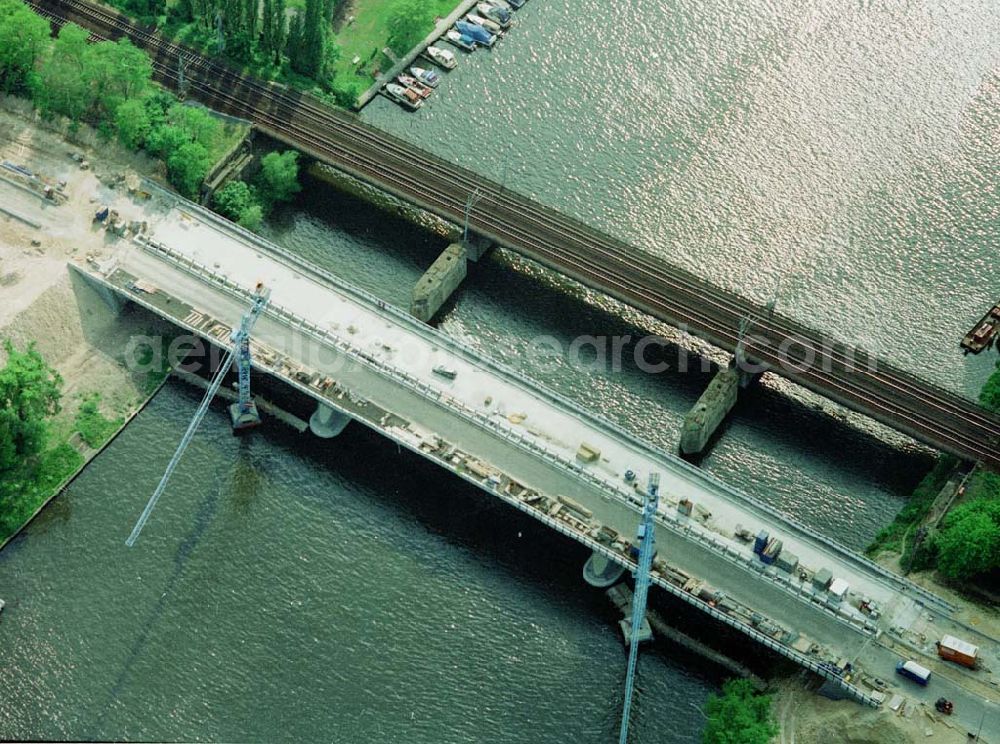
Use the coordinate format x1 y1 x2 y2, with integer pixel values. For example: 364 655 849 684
702 679 778 744
213 179 255 221
145 124 190 158
167 103 220 149
237 203 263 231
31 23 92 120
167 140 212 198
0 0 51 94
0 341 62 476
385 0 433 57
257 150 301 204
115 98 152 149
934 499 1000 581
85 38 153 118
290 0 326 78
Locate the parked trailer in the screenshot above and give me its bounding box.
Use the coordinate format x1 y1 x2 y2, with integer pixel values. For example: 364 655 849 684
937 635 978 669
896 660 931 686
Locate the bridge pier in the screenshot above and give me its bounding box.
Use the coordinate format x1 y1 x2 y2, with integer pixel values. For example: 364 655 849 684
410 243 468 323
583 550 626 587
679 357 762 458
309 403 351 438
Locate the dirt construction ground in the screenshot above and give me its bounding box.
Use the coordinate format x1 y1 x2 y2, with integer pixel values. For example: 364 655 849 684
0 96 171 422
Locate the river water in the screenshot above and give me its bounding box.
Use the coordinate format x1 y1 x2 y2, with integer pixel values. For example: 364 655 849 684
3 0 999 740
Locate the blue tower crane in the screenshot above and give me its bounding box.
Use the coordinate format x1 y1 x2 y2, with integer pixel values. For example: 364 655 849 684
125 283 270 547
229 283 272 431
618 471 660 744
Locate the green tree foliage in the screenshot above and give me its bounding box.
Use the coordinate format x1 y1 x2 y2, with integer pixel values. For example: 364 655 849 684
257 150 301 205
237 203 263 230
212 179 261 224
115 98 152 149
702 679 778 744
31 23 152 122
386 0 434 56
934 497 1000 582
31 23 92 120
291 0 326 77
123 0 166 22
0 0 51 93
167 140 213 198
0 341 62 476
980 360 1000 413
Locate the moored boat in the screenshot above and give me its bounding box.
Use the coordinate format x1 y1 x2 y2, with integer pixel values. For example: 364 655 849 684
445 28 477 51
397 74 432 98
426 45 457 69
455 20 495 47
410 66 440 88
385 83 423 110
466 13 503 36
477 2 511 28
502 0 525 8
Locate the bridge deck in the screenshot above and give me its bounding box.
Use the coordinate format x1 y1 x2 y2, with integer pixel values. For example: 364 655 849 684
57 178 998 719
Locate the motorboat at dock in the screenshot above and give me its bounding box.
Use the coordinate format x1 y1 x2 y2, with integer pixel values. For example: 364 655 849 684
465 13 503 36
409 66 441 88
477 2 512 28
397 74 432 99
384 83 423 110
425 45 457 70
455 20 495 47
445 28 477 51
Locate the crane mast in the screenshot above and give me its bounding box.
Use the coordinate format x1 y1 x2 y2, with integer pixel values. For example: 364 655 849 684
125 283 270 547
618 472 660 744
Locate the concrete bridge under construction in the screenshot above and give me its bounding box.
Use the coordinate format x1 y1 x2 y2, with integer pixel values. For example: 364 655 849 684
29 0 1000 471
63 180 999 733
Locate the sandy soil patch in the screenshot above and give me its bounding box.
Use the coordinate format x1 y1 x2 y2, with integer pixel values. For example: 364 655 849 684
771 674 971 744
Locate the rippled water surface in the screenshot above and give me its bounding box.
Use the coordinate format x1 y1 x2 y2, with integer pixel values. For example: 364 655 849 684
3 0 1000 740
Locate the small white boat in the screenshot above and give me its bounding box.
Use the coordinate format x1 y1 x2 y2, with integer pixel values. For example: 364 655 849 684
426 45 457 70
410 66 441 88
466 13 503 36
445 29 476 51
433 365 458 380
385 83 423 111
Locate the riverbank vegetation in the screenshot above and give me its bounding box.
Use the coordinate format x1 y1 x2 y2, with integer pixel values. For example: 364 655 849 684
99 0 455 106
212 149 301 229
0 339 167 544
702 678 778 744
0 341 73 541
867 360 1000 590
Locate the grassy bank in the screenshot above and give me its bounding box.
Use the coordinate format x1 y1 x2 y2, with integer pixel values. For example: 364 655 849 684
330 0 457 90
865 454 956 559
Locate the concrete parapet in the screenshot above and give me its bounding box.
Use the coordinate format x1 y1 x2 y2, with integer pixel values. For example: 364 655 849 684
411 243 467 322
680 367 740 456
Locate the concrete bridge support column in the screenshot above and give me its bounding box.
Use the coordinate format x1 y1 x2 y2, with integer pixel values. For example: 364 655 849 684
309 403 351 438
410 243 468 323
679 362 746 458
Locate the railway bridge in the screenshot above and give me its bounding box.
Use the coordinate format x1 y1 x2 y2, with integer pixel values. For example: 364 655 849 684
26 0 1000 473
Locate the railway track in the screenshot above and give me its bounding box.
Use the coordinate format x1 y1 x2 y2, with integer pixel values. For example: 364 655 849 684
30 0 1000 469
